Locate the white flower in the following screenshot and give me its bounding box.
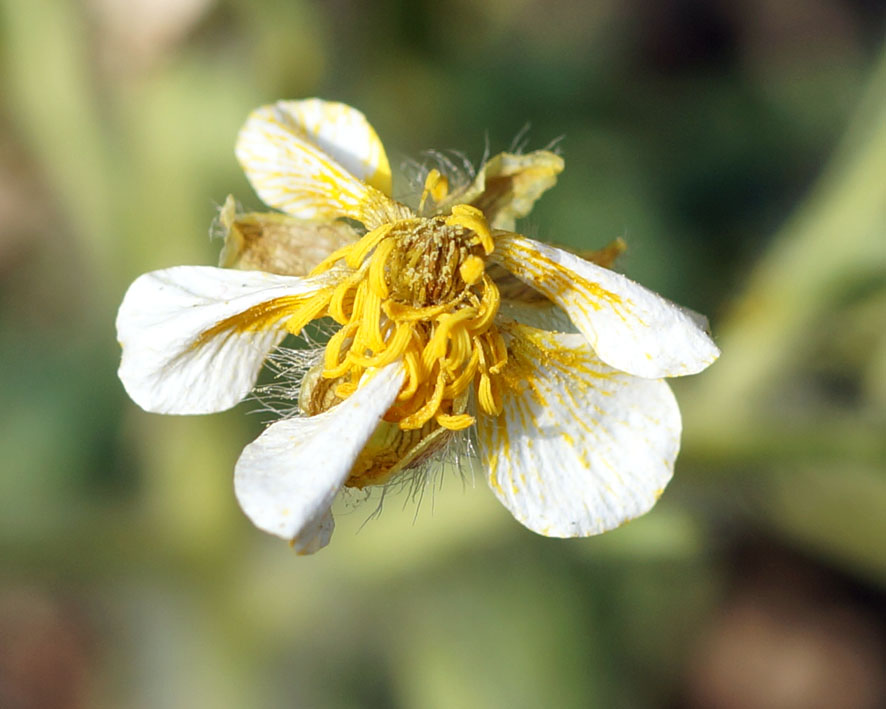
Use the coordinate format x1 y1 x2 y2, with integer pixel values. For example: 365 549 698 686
116 99 720 553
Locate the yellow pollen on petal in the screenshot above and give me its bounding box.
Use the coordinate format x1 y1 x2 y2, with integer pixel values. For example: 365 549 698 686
193 294 314 347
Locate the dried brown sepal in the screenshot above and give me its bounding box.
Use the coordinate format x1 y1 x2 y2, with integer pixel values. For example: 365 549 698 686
576 237 627 269
436 150 564 230
217 195 359 277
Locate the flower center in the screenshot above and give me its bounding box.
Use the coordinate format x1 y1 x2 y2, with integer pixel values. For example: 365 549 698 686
293 205 507 438
386 216 476 307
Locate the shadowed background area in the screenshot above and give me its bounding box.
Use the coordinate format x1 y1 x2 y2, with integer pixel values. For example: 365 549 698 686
1 1 885 707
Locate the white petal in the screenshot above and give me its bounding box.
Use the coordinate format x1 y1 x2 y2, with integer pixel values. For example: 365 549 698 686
116 265 325 414
477 325 681 537
236 100 409 226
494 234 720 378
289 509 334 555
234 362 405 546
276 99 393 194
497 299 578 333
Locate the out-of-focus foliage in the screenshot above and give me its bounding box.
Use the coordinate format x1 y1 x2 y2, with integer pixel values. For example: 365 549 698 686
0 1 884 707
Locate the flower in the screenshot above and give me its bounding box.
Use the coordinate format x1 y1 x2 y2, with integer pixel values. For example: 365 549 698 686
116 98 720 553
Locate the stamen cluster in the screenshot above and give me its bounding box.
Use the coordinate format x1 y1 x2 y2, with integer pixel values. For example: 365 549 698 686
285 205 508 432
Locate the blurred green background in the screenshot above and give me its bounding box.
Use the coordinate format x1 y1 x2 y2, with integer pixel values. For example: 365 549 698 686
1 1 885 707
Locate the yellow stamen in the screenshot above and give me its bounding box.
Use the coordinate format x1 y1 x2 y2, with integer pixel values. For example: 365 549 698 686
344 223 395 268
328 270 363 324
446 204 494 255
421 309 478 372
353 282 385 352
334 380 357 399
284 289 334 335
368 237 396 298
383 299 453 322
442 347 479 398
346 321 412 369
466 276 500 334
477 373 503 416
443 327 472 375
399 348 424 401
324 322 358 375
399 369 446 430
485 330 509 375
435 412 475 430
459 255 485 285
418 168 449 213
309 244 353 276
280 210 510 435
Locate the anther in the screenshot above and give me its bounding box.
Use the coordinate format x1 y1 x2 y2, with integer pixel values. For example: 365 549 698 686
445 204 494 254
418 169 449 213
459 255 485 285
